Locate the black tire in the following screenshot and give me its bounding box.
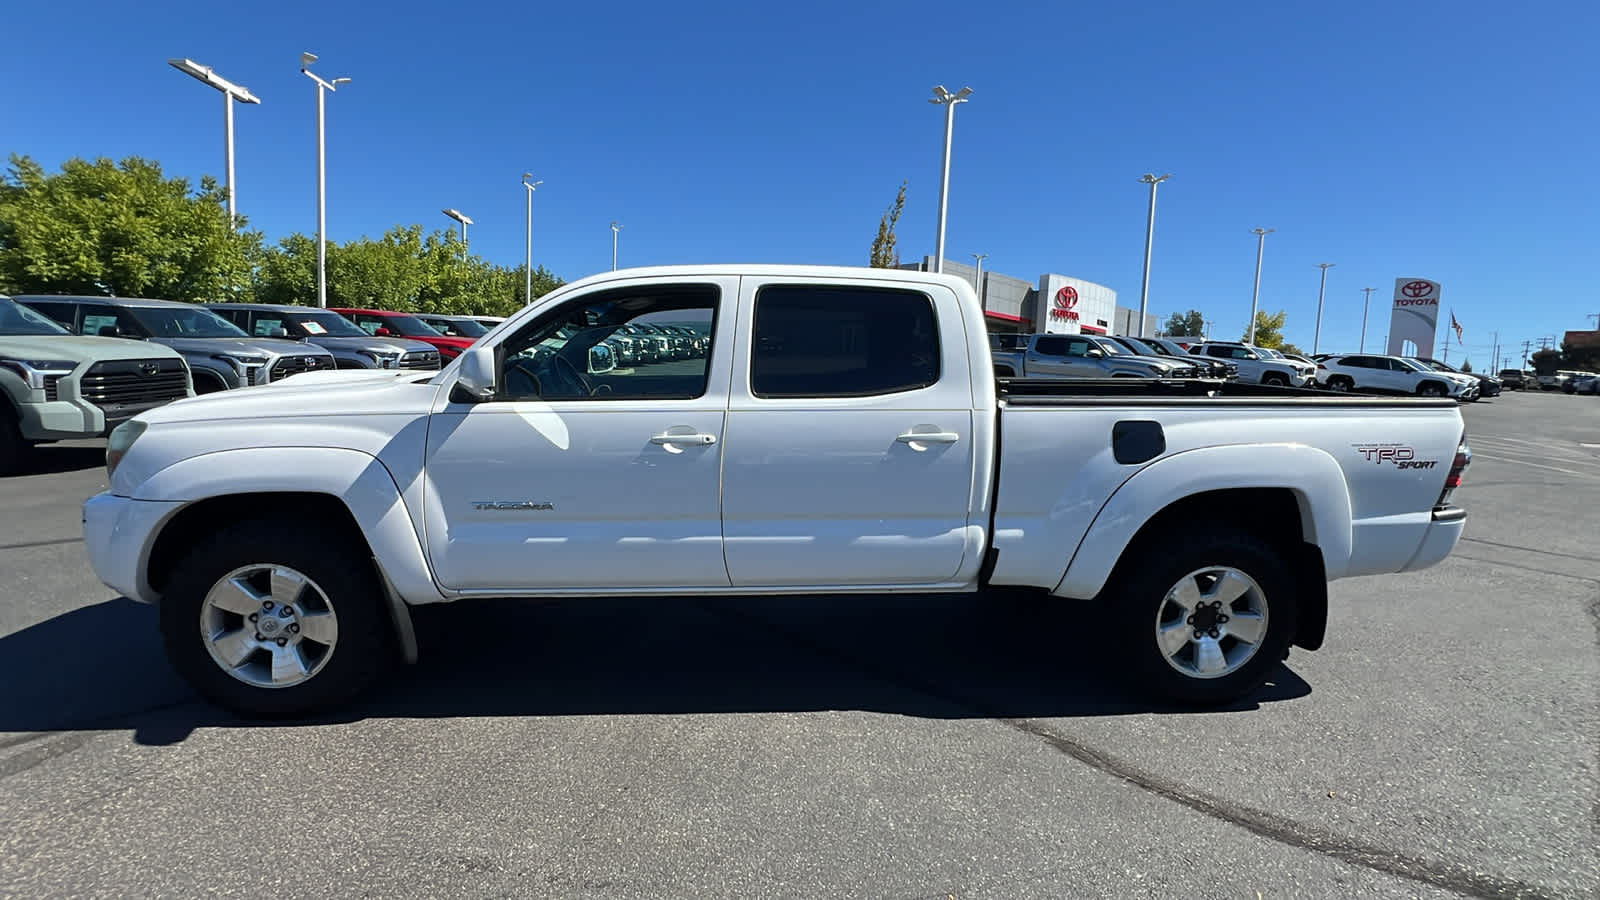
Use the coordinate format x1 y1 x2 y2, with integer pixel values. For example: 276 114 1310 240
1417 381 1447 398
994 366 1016 378
160 518 393 717
1111 529 1297 706
1262 372 1289 387
1325 376 1353 393
0 410 36 476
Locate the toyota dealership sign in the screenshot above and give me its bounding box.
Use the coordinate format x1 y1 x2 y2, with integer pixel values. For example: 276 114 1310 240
1387 277 1442 358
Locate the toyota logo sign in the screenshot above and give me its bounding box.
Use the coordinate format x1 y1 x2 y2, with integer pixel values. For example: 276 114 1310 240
1401 280 1434 299
1053 286 1079 309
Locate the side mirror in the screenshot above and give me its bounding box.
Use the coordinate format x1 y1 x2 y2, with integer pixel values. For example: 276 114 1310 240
375 327 393 337
1086 349 1104 359
454 345 496 401
270 327 290 339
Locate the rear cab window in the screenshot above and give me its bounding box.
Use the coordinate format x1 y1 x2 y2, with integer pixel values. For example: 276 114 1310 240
748 285 939 398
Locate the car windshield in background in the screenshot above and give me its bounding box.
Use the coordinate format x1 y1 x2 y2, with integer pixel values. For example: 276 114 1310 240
0 298 71 335
127 305 249 338
1395 358 1430 372
380 314 442 336
444 318 489 337
1093 338 1125 354
1119 337 1161 355
295 311 368 337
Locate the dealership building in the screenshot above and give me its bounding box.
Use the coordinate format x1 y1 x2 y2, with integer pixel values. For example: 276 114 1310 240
900 256 1156 337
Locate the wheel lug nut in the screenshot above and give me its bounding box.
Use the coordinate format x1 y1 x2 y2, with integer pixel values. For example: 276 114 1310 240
248 613 258 622
276 638 288 647
279 607 294 618
254 633 264 641
288 624 299 634
262 601 274 611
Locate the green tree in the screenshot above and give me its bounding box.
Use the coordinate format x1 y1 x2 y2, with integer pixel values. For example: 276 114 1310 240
1530 348 1562 375
1162 309 1205 337
250 233 318 306
1459 359 1473 373
0 154 260 300
869 180 907 268
1243 310 1288 348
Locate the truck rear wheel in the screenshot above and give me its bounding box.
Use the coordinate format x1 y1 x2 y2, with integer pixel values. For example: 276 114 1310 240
1113 529 1297 706
160 519 392 717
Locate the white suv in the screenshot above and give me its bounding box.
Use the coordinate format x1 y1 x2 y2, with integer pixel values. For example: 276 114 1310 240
1315 354 1476 399
1189 342 1314 387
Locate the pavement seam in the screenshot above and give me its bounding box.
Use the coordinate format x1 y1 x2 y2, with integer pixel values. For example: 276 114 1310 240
700 599 1570 900
0 537 81 551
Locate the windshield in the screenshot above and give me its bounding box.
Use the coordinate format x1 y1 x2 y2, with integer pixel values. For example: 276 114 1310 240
0 298 71 335
1258 348 1284 359
126 305 248 338
1396 358 1431 372
292 310 368 337
1091 338 1125 355
431 317 489 338
361 313 442 337
1118 337 1162 356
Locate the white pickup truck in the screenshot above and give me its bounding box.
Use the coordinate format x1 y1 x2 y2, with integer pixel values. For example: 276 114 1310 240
82 266 1472 716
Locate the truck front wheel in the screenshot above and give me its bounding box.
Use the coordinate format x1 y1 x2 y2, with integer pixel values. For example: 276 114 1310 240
1113 530 1297 706
0 411 36 476
160 519 392 717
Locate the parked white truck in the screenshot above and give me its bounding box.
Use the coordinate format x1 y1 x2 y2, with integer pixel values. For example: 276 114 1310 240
81 266 1472 716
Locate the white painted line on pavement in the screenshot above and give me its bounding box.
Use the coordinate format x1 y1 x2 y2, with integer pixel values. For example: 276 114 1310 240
1470 452 1600 480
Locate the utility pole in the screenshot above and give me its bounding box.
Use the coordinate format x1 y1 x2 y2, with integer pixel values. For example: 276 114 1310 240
1489 331 1499 372
1312 263 1334 354
1204 319 1214 340
1360 287 1376 353
1246 228 1274 344
1136 173 1171 338
1587 313 1600 328
1521 340 1532 366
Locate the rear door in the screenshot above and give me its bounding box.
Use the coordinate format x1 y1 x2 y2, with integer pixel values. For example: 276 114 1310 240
719 277 977 587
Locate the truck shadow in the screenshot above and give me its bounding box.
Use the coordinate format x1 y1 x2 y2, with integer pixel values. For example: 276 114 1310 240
0 592 1310 746
5 445 106 477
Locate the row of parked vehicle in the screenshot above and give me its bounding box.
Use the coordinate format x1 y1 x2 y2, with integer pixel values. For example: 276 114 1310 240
986 330 1520 401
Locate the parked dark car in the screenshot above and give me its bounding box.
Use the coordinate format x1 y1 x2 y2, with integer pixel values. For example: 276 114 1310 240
208 303 441 371
1412 358 1502 398
1110 335 1233 379
15 295 335 393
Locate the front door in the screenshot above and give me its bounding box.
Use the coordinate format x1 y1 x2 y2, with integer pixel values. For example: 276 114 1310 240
719 278 977 587
422 278 737 592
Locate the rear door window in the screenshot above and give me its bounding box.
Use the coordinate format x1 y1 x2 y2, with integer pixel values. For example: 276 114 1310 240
750 285 939 398
1033 337 1069 356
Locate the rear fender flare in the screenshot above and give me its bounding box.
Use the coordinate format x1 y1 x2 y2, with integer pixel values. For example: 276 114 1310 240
1053 443 1354 599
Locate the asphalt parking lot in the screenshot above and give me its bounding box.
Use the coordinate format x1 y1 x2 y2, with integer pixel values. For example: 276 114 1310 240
1 390 1595 899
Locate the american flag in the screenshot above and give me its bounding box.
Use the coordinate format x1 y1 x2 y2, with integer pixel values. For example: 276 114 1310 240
1450 311 1463 344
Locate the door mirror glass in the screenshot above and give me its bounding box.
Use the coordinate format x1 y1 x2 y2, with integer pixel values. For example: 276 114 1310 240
1086 348 1103 359
454 345 497 401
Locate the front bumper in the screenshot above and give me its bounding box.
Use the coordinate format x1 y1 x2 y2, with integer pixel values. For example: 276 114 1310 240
82 492 186 604
1399 507 1467 572
16 398 108 441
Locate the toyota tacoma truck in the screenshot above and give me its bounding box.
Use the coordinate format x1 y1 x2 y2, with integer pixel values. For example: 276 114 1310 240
79 266 1471 716
2 295 193 474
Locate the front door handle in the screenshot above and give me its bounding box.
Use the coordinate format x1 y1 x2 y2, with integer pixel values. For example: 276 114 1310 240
896 430 960 445
651 432 717 446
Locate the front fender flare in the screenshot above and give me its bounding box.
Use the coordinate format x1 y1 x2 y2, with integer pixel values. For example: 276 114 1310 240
1053 443 1354 599
132 446 442 608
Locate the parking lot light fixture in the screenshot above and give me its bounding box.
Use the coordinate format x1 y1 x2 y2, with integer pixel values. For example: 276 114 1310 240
167 58 260 227
1247 228 1274 344
1313 263 1334 354
929 85 972 275
443 208 474 253
522 174 543 302
300 52 351 308
611 221 623 271
1136 174 1171 338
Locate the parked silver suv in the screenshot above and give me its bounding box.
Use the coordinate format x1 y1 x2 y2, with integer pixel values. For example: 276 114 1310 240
1189 342 1314 387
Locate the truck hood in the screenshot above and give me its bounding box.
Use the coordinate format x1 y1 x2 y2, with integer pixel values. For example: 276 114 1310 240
137 369 438 425
0 333 187 363
305 335 437 355
151 336 331 359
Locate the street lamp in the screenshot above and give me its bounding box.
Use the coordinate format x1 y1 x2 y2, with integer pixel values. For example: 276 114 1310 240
1246 227 1275 344
521 174 542 303
1360 287 1376 352
610 221 623 271
1313 263 1335 354
970 253 988 303
928 85 972 274
300 52 350 308
1135 173 1171 338
167 58 260 227
442 208 473 253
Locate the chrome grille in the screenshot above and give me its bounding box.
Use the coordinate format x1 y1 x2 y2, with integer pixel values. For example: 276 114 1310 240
270 355 330 381
80 359 188 410
401 350 442 370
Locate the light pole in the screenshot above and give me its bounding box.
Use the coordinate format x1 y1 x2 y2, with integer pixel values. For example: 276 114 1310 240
1360 287 1376 352
970 253 987 304
1312 263 1335 354
610 221 623 271
521 174 542 303
442 208 473 254
1246 228 1274 344
1135 174 1171 338
928 85 972 274
167 58 260 228
300 53 350 308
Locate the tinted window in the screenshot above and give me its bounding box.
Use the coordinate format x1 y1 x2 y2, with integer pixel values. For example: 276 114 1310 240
352 312 441 337
750 285 938 398
18 300 76 330
251 313 296 337
1065 338 1095 357
1033 337 1069 356
209 307 247 327
1205 346 1229 358
499 284 718 401
0 299 70 335
80 307 142 338
125 305 247 338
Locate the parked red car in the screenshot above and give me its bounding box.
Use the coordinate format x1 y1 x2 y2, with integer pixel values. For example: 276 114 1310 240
328 308 476 361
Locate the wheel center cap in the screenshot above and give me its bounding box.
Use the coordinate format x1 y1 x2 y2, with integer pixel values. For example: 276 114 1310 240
259 617 282 635
1190 603 1221 633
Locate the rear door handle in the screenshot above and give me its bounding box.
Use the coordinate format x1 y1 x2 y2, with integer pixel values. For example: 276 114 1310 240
896 431 960 444
651 432 717 445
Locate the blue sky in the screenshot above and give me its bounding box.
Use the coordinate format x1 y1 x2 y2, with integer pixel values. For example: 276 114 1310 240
4 0 1596 365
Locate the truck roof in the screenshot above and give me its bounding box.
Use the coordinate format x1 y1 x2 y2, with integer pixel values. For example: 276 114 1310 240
552 264 976 294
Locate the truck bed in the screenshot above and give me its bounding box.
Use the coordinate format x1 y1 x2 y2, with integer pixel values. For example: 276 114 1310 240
997 376 1461 407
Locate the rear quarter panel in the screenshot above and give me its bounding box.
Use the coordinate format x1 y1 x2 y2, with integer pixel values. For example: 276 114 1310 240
989 400 1465 596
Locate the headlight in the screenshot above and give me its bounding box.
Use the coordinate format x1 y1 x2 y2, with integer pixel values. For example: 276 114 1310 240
0 358 78 389
105 419 147 479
